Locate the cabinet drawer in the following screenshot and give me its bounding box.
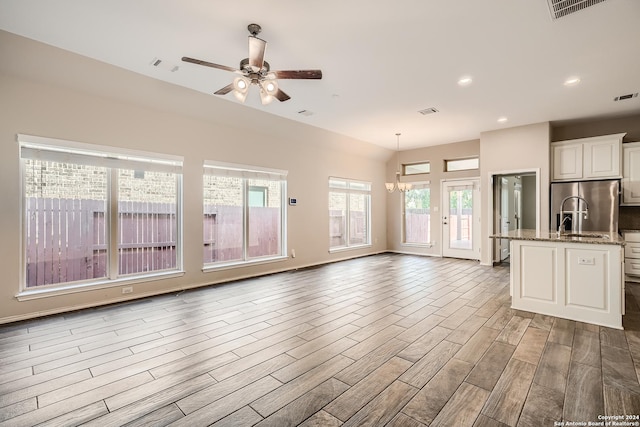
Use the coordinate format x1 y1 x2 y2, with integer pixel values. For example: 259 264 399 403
626 259 640 276
623 232 640 243
625 242 640 259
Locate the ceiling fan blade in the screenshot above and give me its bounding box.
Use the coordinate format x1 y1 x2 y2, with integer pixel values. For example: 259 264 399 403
182 56 239 73
214 83 234 95
271 70 323 79
248 37 266 71
274 88 291 102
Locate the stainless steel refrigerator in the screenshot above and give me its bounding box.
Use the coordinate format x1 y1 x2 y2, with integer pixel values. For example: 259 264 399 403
550 179 620 233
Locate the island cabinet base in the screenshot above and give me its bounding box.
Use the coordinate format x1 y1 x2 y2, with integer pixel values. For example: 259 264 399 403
510 239 624 329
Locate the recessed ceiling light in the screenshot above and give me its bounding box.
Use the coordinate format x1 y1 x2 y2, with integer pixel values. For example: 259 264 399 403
458 76 473 86
564 77 581 86
497 117 508 123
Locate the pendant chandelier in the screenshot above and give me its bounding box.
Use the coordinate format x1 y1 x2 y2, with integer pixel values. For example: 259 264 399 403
385 133 413 193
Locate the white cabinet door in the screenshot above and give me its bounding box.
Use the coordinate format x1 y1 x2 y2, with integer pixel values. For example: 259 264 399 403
565 247 610 311
623 142 640 205
583 138 621 178
511 242 558 306
552 143 583 181
510 239 623 329
551 133 625 182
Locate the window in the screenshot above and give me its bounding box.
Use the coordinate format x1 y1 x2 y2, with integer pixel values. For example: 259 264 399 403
403 162 430 175
403 183 431 245
20 134 183 291
203 161 287 267
329 178 371 250
444 157 479 172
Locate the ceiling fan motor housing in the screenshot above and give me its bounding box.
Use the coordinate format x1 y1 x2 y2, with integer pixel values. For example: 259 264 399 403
181 23 321 103
247 23 262 36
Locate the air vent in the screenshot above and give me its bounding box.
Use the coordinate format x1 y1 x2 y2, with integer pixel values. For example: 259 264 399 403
547 0 608 20
150 57 179 72
418 107 439 115
614 93 638 102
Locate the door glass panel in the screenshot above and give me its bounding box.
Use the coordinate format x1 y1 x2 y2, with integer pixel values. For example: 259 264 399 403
447 185 473 250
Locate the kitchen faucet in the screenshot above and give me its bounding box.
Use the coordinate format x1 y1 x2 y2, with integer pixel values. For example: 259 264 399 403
557 196 589 237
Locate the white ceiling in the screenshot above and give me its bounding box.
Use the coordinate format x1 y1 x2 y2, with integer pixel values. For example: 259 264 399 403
1 0 639 150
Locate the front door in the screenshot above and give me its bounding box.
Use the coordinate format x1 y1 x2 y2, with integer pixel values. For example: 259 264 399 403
442 179 480 260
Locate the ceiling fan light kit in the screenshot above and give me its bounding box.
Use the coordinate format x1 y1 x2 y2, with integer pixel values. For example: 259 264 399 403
182 23 322 105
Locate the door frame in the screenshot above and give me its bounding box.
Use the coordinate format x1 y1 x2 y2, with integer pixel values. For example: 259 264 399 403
441 178 481 260
488 168 541 265
498 176 523 261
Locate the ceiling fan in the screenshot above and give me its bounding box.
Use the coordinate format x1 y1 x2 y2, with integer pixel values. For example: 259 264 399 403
182 23 322 105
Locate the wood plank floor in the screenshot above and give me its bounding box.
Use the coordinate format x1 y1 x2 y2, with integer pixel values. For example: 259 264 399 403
2 253 640 426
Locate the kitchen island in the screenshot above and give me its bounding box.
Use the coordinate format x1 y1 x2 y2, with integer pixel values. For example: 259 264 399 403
492 229 626 329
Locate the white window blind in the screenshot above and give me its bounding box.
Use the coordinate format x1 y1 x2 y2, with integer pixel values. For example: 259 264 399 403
204 160 287 180
19 134 183 174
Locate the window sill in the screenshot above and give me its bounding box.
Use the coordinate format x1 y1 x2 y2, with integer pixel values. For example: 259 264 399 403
202 255 289 273
329 244 372 254
16 270 186 301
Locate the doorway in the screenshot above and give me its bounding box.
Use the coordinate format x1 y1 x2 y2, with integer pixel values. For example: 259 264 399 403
492 172 537 264
441 179 480 260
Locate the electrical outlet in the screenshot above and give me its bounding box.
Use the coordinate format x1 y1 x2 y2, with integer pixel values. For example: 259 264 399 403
122 286 133 294
578 257 595 265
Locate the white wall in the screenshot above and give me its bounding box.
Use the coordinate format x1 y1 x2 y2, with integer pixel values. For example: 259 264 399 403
386 140 480 256
480 122 551 265
0 32 391 323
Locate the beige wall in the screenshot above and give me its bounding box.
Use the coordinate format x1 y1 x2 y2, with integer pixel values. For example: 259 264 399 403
552 112 640 232
389 123 551 266
522 175 537 229
386 140 480 256
552 114 640 142
480 122 552 265
0 33 391 323
2 30 637 323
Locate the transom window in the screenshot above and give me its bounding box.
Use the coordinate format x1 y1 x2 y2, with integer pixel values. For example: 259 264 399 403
19 134 183 291
203 161 287 268
403 162 431 175
329 177 371 250
444 157 479 172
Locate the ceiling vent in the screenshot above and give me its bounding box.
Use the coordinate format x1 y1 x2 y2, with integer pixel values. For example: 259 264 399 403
150 57 179 72
546 0 608 20
614 93 638 102
418 107 439 115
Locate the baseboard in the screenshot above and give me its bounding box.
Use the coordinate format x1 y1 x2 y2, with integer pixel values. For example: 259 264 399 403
0 250 389 325
387 250 441 257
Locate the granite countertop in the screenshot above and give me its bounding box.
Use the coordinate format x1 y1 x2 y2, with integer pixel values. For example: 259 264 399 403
491 229 625 246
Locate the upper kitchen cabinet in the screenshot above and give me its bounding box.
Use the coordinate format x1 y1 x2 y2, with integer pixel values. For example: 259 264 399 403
623 141 640 205
551 133 625 181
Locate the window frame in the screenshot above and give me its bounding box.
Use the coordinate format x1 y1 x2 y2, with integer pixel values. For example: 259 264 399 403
403 162 431 176
202 160 288 271
17 134 184 300
328 177 372 252
401 181 432 247
444 157 480 172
